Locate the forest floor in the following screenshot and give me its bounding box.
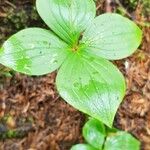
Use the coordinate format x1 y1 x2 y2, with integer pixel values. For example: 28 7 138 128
0 0 150 150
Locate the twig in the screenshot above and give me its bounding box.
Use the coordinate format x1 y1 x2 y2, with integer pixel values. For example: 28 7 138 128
96 0 104 11
0 12 7 17
115 0 132 18
5 0 16 9
96 3 102 11
136 20 150 27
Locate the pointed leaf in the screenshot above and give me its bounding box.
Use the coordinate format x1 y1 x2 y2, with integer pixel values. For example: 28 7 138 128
82 13 142 60
104 131 140 150
83 118 106 149
56 51 126 127
71 144 98 150
36 0 96 46
0 28 69 75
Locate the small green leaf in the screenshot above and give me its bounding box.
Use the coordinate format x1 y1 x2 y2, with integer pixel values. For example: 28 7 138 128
82 13 142 60
83 118 106 149
105 126 119 134
71 144 98 150
56 51 126 127
104 131 140 150
0 28 69 75
36 0 96 46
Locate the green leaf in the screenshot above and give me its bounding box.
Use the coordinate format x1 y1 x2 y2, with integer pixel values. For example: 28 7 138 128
71 144 98 150
36 0 96 46
0 28 69 75
82 13 142 60
83 118 106 149
56 51 126 127
104 131 140 150
105 126 119 134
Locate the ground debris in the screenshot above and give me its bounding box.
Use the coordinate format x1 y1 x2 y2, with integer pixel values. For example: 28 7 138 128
115 25 150 150
0 73 84 150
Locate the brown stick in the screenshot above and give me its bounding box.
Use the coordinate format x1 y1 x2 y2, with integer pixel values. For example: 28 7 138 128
5 0 16 9
115 0 132 18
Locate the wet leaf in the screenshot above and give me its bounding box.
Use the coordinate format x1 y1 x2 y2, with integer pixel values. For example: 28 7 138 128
83 118 106 149
36 0 96 46
104 131 140 150
56 51 126 127
71 144 98 150
0 28 69 75
82 13 142 60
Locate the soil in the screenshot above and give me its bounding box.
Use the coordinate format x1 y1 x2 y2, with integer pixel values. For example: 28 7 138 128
0 0 150 150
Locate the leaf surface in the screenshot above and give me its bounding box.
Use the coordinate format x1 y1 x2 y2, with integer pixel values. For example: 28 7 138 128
36 0 96 46
104 131 140 150
0 28 69 75
56 51 126 127
82 13 142 60
83 118 106 149
71 144 98 150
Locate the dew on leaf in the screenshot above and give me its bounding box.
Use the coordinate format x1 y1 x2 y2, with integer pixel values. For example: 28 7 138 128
79 77 82 80
53 60 58 63
113 53 117 56
49 42 51 48
92 71 99 75
73 82 80 88
24 65 31 73
50 58 58 64
52 54 58 58
25 56 30 59
89 57 94 62
31 44 35 49
20 56 24 59
43 41 48 44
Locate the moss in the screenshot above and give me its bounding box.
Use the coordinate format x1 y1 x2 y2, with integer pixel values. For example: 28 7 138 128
142 0 150 17
0 114 34 139
0 3 45 45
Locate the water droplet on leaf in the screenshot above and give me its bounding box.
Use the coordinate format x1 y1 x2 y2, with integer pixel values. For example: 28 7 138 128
73 82 80 87
93 71 98 75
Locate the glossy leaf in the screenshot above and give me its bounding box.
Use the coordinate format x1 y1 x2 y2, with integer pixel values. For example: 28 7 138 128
83 118 106 149
36 0 96 46
82 13 142 60
71 144 98 150
104 131 140 150
56 51 126 127
0 28 69 75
